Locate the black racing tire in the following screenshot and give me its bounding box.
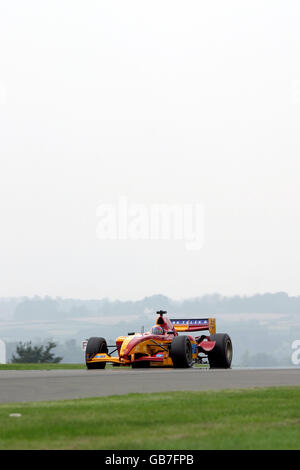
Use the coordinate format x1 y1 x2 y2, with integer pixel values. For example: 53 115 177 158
208 333 233 369
86 337 108 369
170 335 193 368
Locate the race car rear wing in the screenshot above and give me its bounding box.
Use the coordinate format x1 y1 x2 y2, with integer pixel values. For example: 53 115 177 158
170 318 216 335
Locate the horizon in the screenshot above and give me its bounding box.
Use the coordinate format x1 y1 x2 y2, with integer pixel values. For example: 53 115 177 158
2 290 300 302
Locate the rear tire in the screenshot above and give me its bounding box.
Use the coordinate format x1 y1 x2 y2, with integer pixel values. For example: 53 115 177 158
86 337 108 369
208 333 232 369
170 335 193 368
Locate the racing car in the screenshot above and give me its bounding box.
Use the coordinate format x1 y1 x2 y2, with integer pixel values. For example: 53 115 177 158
85 310 233 369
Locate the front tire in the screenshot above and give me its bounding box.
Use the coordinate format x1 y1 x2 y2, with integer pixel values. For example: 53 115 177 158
208 333 232 369
86 337 108 369
170 335 193 368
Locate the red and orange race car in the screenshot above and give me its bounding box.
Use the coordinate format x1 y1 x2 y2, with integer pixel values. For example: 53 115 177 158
85 310 233 369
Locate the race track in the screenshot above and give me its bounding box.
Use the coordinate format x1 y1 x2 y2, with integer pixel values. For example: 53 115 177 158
0 367 299 403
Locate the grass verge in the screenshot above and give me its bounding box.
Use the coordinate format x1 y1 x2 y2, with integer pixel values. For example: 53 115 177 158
0 363 207 370
0 387 300 449
0 363 86 370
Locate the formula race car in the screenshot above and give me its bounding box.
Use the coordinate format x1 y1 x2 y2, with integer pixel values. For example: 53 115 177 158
85 310 233 369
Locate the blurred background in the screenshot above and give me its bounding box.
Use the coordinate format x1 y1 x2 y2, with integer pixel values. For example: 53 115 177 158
0 1 300 365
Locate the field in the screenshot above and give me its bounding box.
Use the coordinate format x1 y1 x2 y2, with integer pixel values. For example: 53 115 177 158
0 387 300 450
0 363 86 370
0 363 208 370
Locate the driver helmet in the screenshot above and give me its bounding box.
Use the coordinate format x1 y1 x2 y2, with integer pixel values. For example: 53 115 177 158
150 325 164 335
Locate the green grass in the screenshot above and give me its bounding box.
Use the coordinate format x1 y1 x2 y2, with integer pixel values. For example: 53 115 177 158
0 387 300 449
0 363 86 370
0 363 206 370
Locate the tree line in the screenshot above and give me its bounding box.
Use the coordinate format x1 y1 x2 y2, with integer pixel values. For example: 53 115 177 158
1 292 300 323
11 341 62 363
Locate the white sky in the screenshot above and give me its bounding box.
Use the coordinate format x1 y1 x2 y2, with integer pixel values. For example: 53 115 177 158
1 1 300 300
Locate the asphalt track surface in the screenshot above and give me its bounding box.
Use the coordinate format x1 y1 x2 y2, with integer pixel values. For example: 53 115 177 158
0 368 299 403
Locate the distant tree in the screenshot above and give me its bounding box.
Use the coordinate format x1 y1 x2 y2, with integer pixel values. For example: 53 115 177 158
241 349 251 366
39 341 63 363
11 341 63 363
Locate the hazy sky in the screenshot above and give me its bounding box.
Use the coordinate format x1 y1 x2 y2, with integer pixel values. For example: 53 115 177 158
1 1 300 300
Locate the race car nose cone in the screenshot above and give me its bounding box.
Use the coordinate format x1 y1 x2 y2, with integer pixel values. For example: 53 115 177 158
119 336 136 357
120 334 144 357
